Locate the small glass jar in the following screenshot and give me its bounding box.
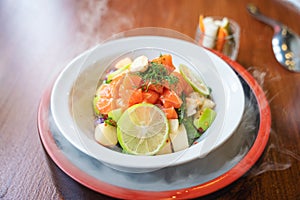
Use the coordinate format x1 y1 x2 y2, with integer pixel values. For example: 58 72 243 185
195 17 240 60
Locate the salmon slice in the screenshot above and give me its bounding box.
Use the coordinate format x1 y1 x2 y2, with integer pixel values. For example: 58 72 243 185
160 88 183 109
161 106 178 119
118 73 143 108
151 54 176 74
142 90 160 104
96 98 115 114
94 75 125 114
146 83 164 94
128 88 143 107
95 84 113 98
164 71 194 96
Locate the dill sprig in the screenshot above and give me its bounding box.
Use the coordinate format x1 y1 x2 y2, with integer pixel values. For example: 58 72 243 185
136 62 178 88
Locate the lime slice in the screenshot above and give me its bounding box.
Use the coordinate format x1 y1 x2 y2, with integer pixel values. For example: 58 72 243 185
179 64 210 96
117 103 169 155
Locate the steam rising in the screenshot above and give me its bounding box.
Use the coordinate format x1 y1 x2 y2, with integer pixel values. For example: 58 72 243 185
75 0 134 50
248 67 300 176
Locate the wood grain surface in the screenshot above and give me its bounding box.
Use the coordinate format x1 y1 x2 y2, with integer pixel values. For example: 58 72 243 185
1 0 300 199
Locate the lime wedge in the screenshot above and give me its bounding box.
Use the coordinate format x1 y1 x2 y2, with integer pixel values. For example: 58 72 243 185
117 103 169 155
179 64 210 96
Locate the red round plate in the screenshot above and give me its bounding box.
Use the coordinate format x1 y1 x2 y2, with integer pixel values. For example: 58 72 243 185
38 53 271 199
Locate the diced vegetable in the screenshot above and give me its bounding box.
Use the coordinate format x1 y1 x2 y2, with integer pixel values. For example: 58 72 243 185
168 119 179 133
216 27 228 52
202 18 219 48
193 108 216 133
199 15 205 32
156 138 173 155
169 124 189 152
185 97 199 117
201 98 216 111
130 55 149 72
95 123 118 147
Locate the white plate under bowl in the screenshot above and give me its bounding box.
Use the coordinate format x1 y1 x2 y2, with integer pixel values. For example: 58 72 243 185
50 36 244 173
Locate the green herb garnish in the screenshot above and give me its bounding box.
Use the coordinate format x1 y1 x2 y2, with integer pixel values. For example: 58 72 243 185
136 62 178 89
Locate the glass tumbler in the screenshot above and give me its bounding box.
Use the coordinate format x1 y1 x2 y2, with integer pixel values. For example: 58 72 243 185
195 17 240 60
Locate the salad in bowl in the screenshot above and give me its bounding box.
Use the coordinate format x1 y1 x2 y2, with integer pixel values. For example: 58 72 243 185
51 35 243 173
93 51 216 156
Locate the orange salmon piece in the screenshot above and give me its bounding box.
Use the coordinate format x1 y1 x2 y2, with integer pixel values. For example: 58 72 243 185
171 71 194 95
160 88 183 109
142 90 160 104
96 84 114 98
96 98 114 114
110 75 124 98
94 75 125 114
152 54 176 74
147 83 164 94
128 89 143 107
161 106 178 119
96 74 124 99
119 73 143 108
121 73 142 90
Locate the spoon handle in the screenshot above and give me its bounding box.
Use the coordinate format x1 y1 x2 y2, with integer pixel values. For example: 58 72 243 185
247 4 282 31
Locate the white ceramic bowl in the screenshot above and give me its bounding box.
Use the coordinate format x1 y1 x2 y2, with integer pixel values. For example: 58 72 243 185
51 36 244 173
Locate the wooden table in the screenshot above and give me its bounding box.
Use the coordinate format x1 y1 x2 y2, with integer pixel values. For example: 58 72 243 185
1 0 300 199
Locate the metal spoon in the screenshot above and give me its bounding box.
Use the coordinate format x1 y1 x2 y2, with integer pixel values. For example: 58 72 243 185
247 4 300 72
